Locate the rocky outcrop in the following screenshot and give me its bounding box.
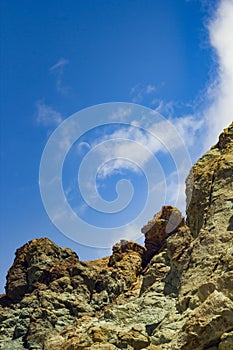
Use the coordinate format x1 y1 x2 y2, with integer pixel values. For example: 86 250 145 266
141 206 185 266
0 238 148 349
1 238 97 349
186 121 233 238
0 122 232 349
179 122 233 306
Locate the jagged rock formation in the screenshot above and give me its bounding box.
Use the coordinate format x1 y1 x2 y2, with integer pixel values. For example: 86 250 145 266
0 122 232 350
141 205 185 266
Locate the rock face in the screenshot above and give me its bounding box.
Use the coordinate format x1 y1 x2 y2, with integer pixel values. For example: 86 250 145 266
141 206 185 266
0 122 232 350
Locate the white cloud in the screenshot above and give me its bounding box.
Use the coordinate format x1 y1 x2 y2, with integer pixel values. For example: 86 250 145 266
133 0 233 155
57 119 79 152
170 115 204 148
92 126 160 179
202 0 233 150
91 114 195 181
35 101 63 127
82 110 201 219
152 100 203 142
109 107 132 121
50 58 69 71
76 0 233 219
153 100 176 119
76 141 91 154
75 203 89 216
49 57 70 95
146 84 156 93
130 84 157 103
43 0 233 238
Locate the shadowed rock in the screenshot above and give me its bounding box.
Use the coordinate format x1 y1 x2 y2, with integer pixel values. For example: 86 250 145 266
141 205 185 266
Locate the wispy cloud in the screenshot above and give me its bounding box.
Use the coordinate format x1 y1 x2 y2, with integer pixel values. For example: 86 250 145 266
49 57 70 95
50 58 69 71
170 115 204 148
92 115 195 180
76 141 91 155
202 0 233 150
152 100 176 119
129 1 233 157
146 0 233 158
35 101 63 127
130 84 156 103
109 107 132 121
40 0 233 238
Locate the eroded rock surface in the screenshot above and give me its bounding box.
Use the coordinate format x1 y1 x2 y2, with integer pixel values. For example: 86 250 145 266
0 122 232 349
141 205 185 266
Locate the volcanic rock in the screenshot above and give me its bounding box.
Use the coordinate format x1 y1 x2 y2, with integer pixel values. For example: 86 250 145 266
0 122 232 350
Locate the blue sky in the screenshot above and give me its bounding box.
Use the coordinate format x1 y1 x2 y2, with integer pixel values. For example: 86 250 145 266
1 0 233 293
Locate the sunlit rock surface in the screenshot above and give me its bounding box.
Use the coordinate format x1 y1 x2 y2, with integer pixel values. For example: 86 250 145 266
0 122 232 350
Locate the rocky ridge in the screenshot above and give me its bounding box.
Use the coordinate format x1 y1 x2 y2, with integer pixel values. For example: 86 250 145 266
0 122 232 349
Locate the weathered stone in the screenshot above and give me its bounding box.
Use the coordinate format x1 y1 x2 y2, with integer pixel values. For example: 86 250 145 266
180 291 233 350
117 327 150 349
140 251 170 296
0 122 233 350
5 244 29 302
142 206 185 265
186 122 233 238
219 331 233 350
